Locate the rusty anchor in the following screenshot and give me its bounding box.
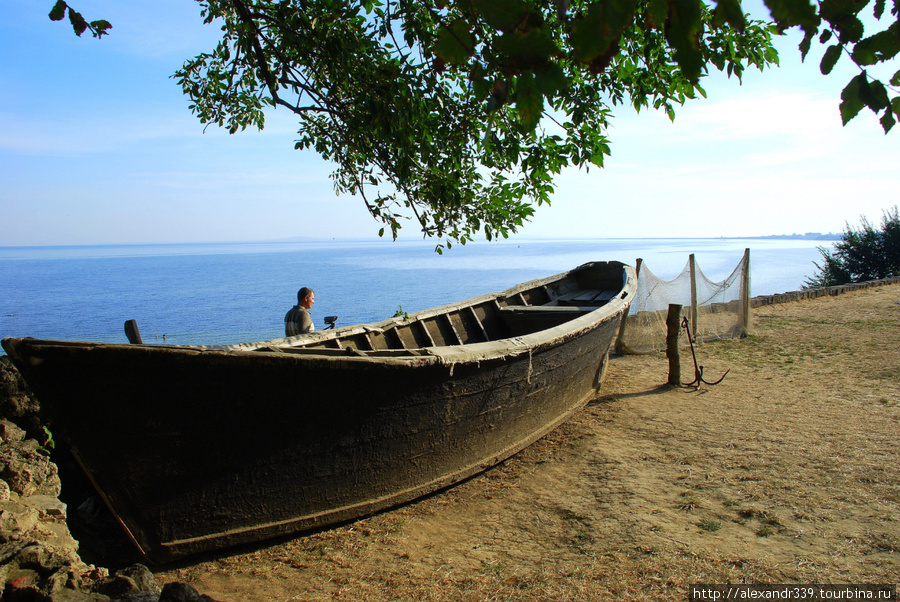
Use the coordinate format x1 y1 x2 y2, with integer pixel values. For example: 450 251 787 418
681 316 729 390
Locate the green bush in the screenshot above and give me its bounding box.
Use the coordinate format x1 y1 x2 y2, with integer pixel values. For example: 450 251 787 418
805 206 900 288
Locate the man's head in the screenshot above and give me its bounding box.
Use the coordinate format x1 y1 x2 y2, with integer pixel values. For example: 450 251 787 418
297 287 315 309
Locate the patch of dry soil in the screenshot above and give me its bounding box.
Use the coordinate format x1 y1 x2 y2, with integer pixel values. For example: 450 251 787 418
158 284 900 601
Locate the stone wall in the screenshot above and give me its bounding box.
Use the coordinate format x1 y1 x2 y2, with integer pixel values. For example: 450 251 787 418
750 275 900 308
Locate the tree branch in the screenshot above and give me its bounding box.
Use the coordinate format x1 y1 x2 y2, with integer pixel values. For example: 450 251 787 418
230 0 281 103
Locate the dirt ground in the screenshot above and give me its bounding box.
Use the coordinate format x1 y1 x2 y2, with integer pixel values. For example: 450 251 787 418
156 284 900 601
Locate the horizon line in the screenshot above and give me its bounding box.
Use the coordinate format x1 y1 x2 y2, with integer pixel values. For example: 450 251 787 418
0 233 841 250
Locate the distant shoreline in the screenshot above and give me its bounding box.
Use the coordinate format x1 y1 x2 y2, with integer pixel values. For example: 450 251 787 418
728 233 840 241
0 234 841 250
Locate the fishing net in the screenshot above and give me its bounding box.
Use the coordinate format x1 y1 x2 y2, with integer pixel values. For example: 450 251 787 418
617 253 749 355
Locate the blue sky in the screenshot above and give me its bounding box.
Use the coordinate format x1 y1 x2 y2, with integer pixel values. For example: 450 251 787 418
1 0 897 246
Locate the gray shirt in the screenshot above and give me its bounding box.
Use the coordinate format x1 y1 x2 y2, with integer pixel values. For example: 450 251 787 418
284 305 314 336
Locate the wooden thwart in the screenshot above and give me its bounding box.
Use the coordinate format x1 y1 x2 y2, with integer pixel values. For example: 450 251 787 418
557 289 617 306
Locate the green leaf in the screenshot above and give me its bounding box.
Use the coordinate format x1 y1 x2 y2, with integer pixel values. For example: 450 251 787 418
90 20 113 37
473 0 530 33
434 18 474 66
495 27 558 65
764 0 820 34
48 0 66 22
820 44 842 74
534 62 568 97
713 0 746 30
819 0 866 42
879 108 895 133
68 8 88 36
859 79 889 112
516 72 544 131
839 73 866 125
798 29 814 59
850 41 877 67
833 15 865 44
647 0 669 27
472 73 492 101
570 0 636 63
665 0 705 82
851 27 900 66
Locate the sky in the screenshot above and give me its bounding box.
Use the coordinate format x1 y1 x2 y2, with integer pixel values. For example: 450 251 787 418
1 0 898 246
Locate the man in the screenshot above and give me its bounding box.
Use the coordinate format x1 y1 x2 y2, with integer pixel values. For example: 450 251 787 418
285 287 315 336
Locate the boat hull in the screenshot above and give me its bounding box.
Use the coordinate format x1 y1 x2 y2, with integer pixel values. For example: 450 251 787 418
3 262 635 563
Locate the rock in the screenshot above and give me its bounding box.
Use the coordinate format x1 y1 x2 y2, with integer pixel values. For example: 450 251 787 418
0 357 39 422
115 594 160 602
14 542 54 568
0 420 27 444
1 566 42 599
29 495 68 521
3 583 110 601
0 499 41 535
160 582 199 602
0 442 96 601
0 445 62 498
93 574 141 598
159 582 223 602
48 590 111 601
30 519 82 566
93 564 161 599
115 565 161 595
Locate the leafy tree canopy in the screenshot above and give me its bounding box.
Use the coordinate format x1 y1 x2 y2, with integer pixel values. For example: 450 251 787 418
805 206 900 287
51 0 900 251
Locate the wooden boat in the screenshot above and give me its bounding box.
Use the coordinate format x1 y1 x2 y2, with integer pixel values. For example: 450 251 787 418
2 261 636 564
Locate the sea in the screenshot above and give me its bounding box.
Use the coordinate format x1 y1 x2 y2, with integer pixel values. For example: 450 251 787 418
0 237 833 350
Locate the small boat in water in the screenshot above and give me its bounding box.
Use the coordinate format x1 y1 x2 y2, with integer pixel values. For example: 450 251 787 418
2 261 636 563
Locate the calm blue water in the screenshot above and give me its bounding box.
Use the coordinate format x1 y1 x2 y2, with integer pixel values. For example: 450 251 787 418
0 238 831 349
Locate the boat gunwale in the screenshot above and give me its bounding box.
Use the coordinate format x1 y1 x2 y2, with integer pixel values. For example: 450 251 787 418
208 260 634 360
1 262 636 367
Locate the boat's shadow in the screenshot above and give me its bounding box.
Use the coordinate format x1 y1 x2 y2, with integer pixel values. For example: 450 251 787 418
589 383 674 404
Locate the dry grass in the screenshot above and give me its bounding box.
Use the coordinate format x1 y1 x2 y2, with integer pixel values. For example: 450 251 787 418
158 284 900 601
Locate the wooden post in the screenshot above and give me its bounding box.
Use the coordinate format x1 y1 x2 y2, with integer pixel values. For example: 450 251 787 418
741 248 751 336
124 319 143 344
689 253 698 342
614 257 642 355
666 304 682 386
